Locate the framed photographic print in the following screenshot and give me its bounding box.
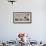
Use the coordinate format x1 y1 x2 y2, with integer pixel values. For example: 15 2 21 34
13 12 32 24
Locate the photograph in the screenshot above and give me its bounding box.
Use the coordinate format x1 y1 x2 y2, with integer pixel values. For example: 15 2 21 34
13 12 32 24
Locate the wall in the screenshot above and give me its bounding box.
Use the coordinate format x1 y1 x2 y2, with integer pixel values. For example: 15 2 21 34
0 0 46 41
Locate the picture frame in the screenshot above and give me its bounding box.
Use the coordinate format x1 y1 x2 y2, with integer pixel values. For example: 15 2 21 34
13 12 32 24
